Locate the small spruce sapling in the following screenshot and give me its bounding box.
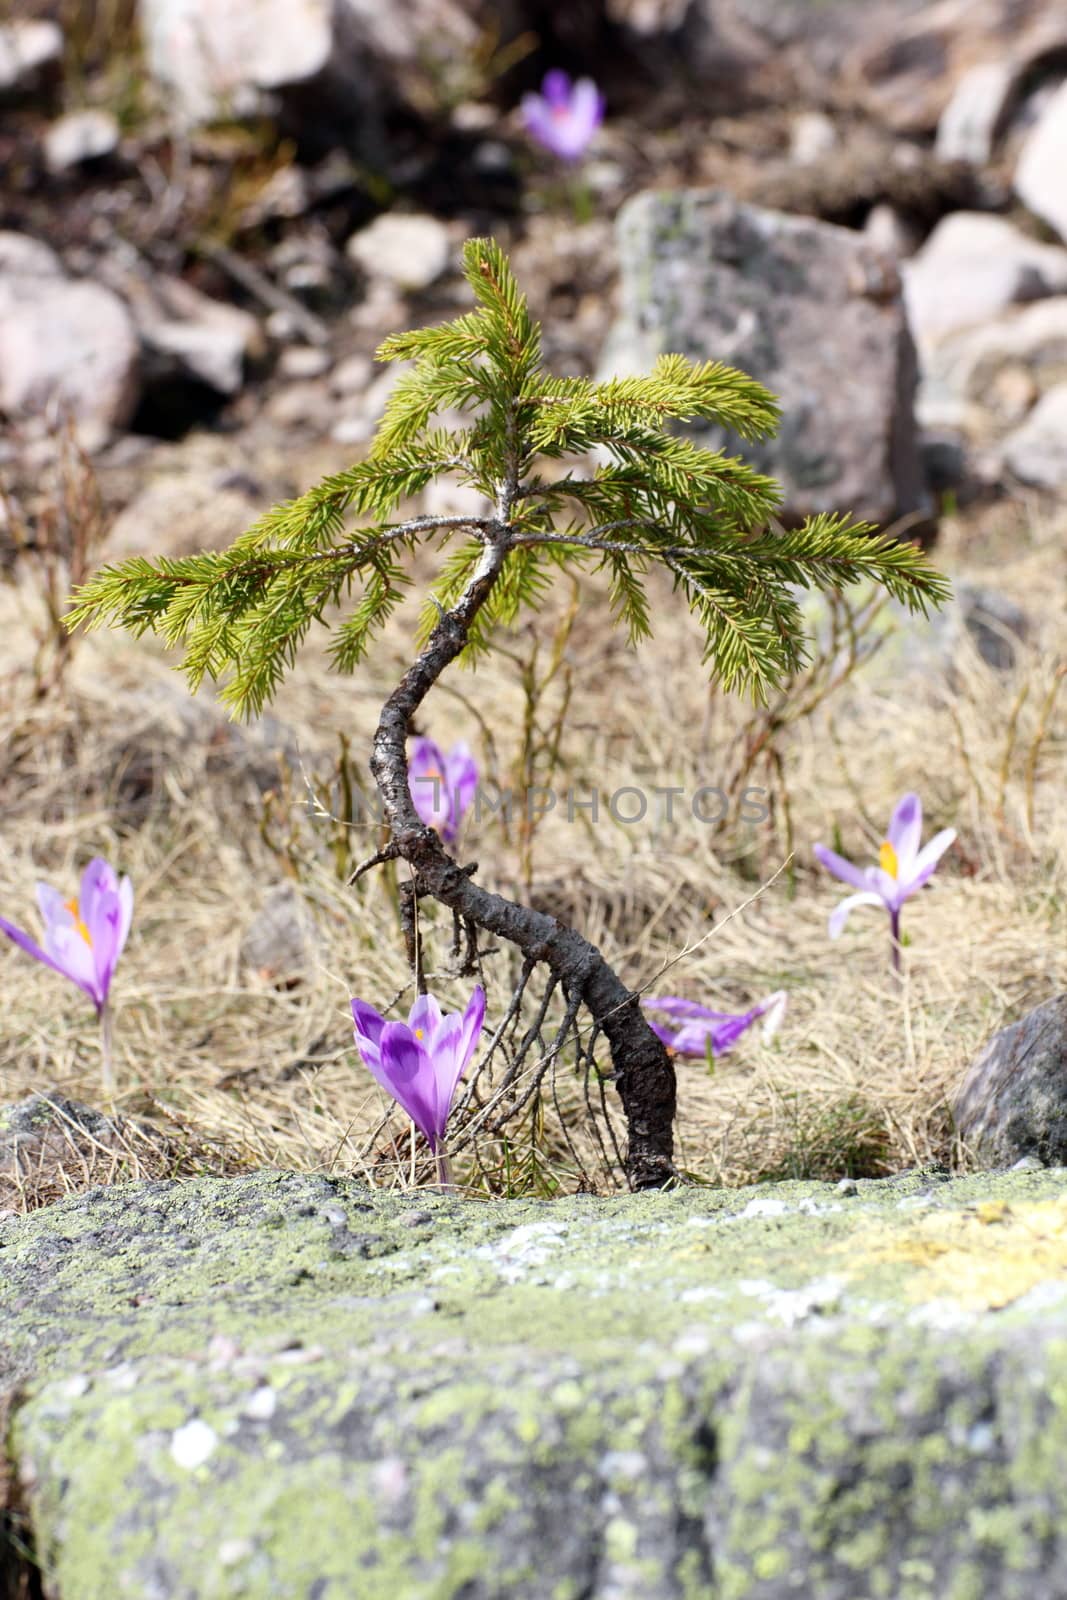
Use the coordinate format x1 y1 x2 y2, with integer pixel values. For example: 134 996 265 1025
69 238 949 1189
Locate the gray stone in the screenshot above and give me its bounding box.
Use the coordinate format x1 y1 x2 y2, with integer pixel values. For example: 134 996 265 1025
329 352 373 395
0 19 62 95
139 0 336 124
346 211 452 292
788 110 838 165
43 108 120 172
277 344 332 380
863 203 919 260
119 272 262 395
4 1167 1067 1597
846 0 1067 137
903 212 1067 347
935 59 1017 163
1015 79 1067 246
0 229 62 278
955 994 1067 1168
0 1095 190 1211
238 883 321 984
1001 382 1067 488
0 245 140 449
139 0 479 134
920 296 1067 424
601 188 929 527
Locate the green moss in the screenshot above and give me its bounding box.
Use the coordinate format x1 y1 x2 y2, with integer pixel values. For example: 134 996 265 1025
2 1170 1067 1597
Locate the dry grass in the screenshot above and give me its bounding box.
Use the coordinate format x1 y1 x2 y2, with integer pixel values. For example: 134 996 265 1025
0 493 1064 1202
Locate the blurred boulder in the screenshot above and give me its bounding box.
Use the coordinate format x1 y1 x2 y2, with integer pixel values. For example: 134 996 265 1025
239 883 321 985
846 0 1067 137
346 213 452 293
139 0 479 140
117 272 262 397
0 19 62 96
954 994 1067 1168
0 231 140 450
601 188 929 527
43 109 121 172
903 214 1067 347
1001 383 1067 489
139 0 336 124
919 298 1067 432
935 61 1017 164
1015 81 1067 247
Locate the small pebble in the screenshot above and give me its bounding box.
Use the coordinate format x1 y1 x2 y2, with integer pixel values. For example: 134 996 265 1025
171 1418 218 1470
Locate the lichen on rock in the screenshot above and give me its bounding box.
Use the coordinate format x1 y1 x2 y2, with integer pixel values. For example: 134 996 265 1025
2 1167 1067 1597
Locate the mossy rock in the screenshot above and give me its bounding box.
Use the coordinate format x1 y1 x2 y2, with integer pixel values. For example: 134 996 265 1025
3 1167 1067 1598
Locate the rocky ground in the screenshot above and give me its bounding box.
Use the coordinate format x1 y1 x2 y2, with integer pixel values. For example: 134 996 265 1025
3 1161 1067 1598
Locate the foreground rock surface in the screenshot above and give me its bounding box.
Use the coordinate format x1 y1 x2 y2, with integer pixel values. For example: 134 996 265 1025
602 189 929 527
955 993 1067 1166
3 1168 1067 1598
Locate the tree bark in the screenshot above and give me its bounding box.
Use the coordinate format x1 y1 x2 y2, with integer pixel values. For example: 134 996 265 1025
368 527 677 1189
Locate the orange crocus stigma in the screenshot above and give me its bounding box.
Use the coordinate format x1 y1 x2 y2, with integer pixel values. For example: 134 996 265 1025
64 898 93 945
879 841 899 879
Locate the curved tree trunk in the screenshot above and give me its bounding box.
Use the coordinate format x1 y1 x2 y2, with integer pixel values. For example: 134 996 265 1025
369 530 677 1189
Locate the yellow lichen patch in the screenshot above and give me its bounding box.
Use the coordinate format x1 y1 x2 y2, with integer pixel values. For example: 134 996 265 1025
844 1199 1067 1312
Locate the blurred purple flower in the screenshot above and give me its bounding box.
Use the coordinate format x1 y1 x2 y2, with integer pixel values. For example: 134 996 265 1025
814 792 956 968
351 985 486 1157
0 857 133 1015
521 70 604 162
642 990 787 1059
408 736 478 845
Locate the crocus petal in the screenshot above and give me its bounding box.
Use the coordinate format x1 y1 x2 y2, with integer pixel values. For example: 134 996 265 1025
36 882 73 931
641 996 722 1021
0 916 96 1007
669 1021 719 1057
541 69 571 107
408 738 452 834
758 991 788 1041
445 743 478 832
559 77 603 157
710 1008 764 1055
116 876 134 956
427 1013 466 1127
79 857 119 931
457 983 486 1068
645 1016 677 1049
905 827 956 890
351 997 387 1049
85 888 123 1003
814 844 882 897
886 793 923 877
521 94 557 149
408 991 444 1048
827 891 885 940
378 1023 442 1147
44 920 103 1006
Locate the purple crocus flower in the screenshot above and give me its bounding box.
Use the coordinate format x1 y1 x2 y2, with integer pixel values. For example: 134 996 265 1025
352 985 486 1182
814 792 956 970
521 70 604 162
408 736 478 845
0 857 132 1015
641 990 787 1060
